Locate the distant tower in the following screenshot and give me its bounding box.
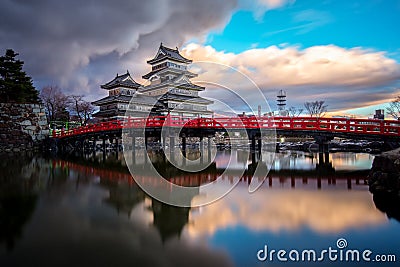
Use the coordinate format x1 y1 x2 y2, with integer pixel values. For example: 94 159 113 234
277 90 286 111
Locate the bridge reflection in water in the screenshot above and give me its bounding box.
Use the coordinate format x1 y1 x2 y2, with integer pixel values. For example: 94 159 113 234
1 151 397 267
52 150 382 237
57 150 373 222
71 148 372 191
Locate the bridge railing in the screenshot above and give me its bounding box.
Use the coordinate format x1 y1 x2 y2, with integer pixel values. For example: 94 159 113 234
51 115 400 138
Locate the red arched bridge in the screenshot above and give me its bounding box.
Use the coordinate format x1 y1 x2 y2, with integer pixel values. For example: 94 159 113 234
52 116 400 141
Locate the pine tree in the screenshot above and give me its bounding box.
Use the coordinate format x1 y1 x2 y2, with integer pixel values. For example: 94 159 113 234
0 49 39 103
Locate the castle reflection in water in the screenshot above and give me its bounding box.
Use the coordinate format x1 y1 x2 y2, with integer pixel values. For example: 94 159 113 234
1 150 399 267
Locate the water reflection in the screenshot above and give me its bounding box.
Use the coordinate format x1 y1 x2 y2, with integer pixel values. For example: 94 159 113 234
188 187 385 236
373 193 400 222
0 154 43 251
0 150 398 267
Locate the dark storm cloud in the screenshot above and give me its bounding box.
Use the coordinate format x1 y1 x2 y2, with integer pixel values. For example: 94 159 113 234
0 0 237 97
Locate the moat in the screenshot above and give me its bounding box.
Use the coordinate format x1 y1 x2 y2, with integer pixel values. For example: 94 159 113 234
1 150 399 266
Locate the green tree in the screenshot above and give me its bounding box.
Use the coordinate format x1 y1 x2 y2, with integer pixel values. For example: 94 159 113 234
0 49 39 103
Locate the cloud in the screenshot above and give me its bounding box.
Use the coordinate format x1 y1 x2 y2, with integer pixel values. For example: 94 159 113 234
182 43 400 112
240 0 295 20
292 9 333 34
0 0 237 99
186 186 385 238
258 0 293 9
264 9 332 36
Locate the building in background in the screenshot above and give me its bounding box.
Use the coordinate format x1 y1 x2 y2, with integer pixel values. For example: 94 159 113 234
373 109 384 120
276 89 289 116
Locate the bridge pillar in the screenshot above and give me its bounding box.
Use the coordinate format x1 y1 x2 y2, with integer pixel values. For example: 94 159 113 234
316 151 334 175
102 136 106 162
169 136 176 160
207 137 212 163
319 152 324 165
181 136 187 157
200 150 204 165
162 136 166 150
251 151 256 165
115 137 119 160
319 143 329 153
314 135 333 152
257 137 262 153
56 139 62 154
132 148 136 165
251 135 256 152
102 136 106 151
200 136 204 151
324 152 329 164
80 139 85 154
92 137 97 157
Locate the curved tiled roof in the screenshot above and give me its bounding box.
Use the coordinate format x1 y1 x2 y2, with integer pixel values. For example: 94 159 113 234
159 92 213 104
92 92 163 107
147 43 192 65
101 71 142 89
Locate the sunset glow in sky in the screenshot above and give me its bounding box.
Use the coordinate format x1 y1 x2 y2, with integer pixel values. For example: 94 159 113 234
1 0 399 117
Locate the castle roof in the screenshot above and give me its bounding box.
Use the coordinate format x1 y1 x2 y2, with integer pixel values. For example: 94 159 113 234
92 93 159 106
147 43 192 65
101 71 142 90
159 92 213 105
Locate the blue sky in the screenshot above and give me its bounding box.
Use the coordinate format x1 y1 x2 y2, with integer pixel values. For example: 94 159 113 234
205 1 400 58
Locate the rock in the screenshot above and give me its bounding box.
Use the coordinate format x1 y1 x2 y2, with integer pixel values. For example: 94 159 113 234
20 120 32 126
369 148 400 195
24 125 37 131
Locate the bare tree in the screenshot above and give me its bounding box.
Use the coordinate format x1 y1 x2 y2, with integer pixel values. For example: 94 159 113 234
81 101 96 124
69 95 84 124
288 106 303 118
69 95 95 125
304 101 328 118
387 96 400 120
40 86 70 123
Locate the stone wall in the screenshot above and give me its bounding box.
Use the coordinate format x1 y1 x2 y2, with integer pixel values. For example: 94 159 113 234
0 103 49 152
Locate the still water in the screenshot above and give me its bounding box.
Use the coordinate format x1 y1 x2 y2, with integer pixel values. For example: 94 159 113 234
0 150 399 267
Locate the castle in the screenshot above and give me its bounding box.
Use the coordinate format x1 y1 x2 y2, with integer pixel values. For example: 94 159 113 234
92 43 213 120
